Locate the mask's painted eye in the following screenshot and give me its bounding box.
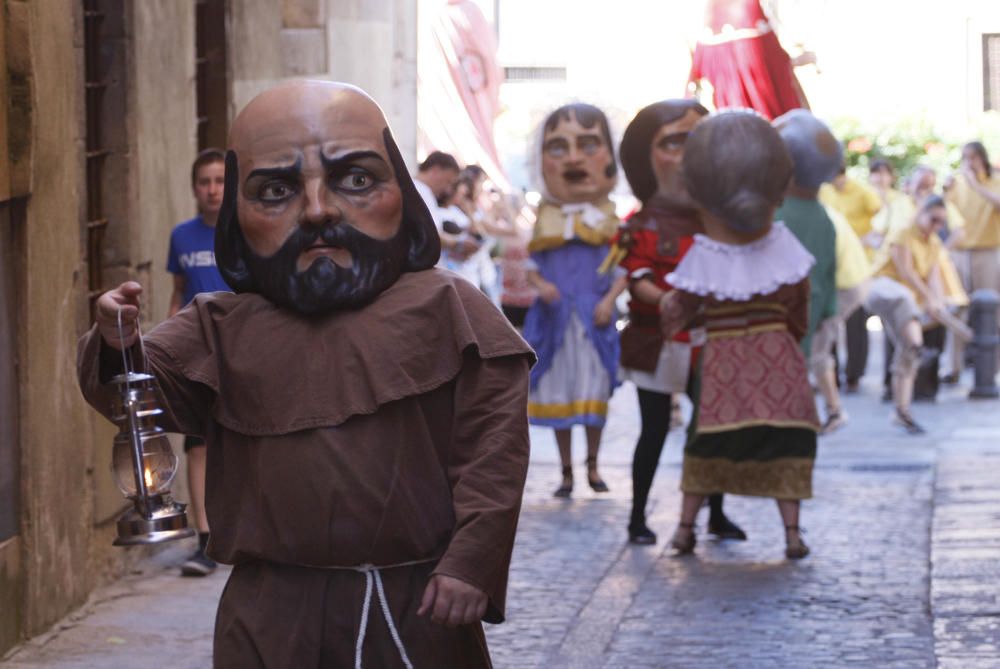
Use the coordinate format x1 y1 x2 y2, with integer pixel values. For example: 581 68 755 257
336 170 375 192
658 133 687 151
543 138 569 158
259 182 295 202
578 136 603 155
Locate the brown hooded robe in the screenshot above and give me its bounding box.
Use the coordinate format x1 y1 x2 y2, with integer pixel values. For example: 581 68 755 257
78 268 534 668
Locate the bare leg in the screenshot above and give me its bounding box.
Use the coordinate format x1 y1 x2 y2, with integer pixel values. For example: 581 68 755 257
777 499 809 558
671 493 705 553
555 428 573 494
776 498 800 530
680 493 706 526
895 320 924 418
817 366 840 416
584 425 609 491
186 445 210 533
811 317 846 433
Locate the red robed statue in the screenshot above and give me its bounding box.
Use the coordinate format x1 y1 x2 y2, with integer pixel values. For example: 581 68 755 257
689 0 810 120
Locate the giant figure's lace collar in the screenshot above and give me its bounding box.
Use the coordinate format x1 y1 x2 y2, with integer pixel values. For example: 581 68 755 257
665 222 815 301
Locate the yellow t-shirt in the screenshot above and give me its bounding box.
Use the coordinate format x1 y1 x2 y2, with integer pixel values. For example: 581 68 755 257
874 194 965 243
819 177 883 238
823 206 870 289
945 173 1000 249
870 188 904 236
872 223 968 307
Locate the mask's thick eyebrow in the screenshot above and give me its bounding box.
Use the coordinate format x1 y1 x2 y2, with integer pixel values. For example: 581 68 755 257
320 150 386 171
658 132 689 144
246 156 302 181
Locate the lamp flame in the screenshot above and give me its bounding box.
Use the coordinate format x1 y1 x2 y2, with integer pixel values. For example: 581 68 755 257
144 467 153 489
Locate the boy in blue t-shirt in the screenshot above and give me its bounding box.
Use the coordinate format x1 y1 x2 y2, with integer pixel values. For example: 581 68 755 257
166 149 230 577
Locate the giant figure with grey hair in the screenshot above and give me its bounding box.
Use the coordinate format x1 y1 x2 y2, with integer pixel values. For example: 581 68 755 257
659 110 820 560
78 80 534 668
772 110 844 433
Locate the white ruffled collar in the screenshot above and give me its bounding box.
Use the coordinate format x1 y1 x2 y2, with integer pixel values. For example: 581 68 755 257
665 222 815 301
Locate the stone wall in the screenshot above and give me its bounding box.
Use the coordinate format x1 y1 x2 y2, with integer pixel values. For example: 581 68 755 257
3 0 199 649
2 0 418 655
17 0 93 637
230 0 418 165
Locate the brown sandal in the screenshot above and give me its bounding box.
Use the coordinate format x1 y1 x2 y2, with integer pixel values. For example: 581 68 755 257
670 522 696 554
553 465 573 498
585 456 609 493
785 525 810 560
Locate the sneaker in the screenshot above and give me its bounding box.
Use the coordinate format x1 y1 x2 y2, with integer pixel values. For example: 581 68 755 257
845 381 860 394
820 410 848 435
892 409 926 435
180 547 217 577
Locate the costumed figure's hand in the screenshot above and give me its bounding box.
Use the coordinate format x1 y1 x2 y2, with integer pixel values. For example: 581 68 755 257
417 574 488 627
537 280 561 305
593 297 614 328
96 281 143 351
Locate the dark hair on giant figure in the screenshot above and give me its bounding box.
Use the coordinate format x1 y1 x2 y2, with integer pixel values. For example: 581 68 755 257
543 103 618 178
964 141 992 178
682 111 793 234
190 148 225 187
214 128 441 314
619 99 708 203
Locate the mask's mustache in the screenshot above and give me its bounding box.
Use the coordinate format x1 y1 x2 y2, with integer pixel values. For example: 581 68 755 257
287 223 364 258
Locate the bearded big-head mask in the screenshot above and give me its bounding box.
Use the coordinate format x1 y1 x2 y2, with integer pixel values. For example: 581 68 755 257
215 81 440 315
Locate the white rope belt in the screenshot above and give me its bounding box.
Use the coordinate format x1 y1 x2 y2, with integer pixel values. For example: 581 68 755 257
278 557 438 668
352 564 414 669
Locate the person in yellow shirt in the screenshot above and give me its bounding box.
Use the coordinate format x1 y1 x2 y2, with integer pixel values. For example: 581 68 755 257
875 166 966 240
820 166 883 241
821 163 886 391
869 159 903 205
868 159 905 246
864 196 971 434
943 141 1000 381
811 206 871 433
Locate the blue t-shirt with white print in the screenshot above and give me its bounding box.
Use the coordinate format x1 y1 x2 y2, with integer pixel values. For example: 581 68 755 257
166 215 231 306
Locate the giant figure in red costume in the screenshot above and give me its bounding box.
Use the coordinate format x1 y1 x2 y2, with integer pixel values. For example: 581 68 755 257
689 0 811 120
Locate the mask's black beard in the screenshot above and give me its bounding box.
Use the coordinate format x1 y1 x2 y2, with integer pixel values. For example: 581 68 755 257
242 221 409 315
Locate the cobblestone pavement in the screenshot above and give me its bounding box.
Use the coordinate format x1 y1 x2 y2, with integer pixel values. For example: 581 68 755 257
5 359 1000 668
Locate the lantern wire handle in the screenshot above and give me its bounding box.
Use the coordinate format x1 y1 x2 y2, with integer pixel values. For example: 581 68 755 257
116 306 148 390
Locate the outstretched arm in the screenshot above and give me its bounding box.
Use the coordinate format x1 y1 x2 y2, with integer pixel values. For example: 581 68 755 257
78 281 212 436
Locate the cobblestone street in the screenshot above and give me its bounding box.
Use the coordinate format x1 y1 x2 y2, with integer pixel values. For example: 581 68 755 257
4 363 1000 668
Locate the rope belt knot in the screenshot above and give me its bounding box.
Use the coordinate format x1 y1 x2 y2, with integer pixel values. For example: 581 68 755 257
351 563 414 669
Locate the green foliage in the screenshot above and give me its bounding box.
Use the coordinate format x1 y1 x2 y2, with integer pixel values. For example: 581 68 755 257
829 111 1000 182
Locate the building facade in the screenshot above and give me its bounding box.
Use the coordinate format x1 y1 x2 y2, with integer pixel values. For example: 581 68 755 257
0 0 417 655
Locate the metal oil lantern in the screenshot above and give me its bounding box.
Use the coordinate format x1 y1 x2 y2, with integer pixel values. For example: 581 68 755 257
108 310 194 546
